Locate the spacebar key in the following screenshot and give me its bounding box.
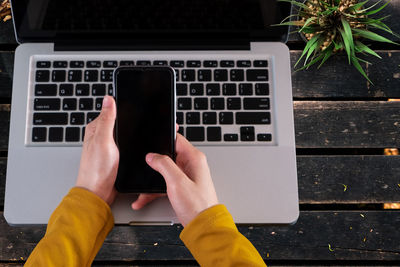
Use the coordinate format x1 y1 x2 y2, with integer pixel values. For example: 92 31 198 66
236 112 271 124
33 113 68 125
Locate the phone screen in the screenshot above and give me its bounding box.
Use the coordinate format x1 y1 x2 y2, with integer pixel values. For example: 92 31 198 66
114 67 175 193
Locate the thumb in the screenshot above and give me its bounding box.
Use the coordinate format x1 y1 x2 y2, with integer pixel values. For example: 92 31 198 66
95 95 116 141
146 153 186 186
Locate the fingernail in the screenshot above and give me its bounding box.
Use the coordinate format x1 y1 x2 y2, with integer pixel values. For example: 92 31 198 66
146 153 154 163
102 96 111 108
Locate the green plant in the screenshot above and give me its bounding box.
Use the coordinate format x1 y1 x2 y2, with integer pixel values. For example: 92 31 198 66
277 0 399 82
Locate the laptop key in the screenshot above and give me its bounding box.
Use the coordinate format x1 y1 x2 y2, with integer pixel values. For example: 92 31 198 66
204 60 218 67
95 98 103 110
37 61 51 68
79 98 93 110
87 112 100 123
92 84 106 96
103 61 118 68
203 112 217 124
239 83 253 95
254 60 268 67
206 84 220 95
84 70 98 82
182 70 195 81
170 60 184 68
32 127 47 142
224 133 238 141
70 61 84 68
255 83 269 95
82 127 86 141
198 69 212 81
62 98 77 110
33 113 68 125
53 61 68 68
190 83 204 95
207 127 221 141
52 70 66 82
70 112 85 125
240 126 255 141
178 98 192 110
68 70 82 82
243 98 270 110
120 61 135 66
137 60 151 66
237 60 251 67
186 112 201 124
219 112 233 124
176 112 184 124
247 69 268 81
230 69 244 81
34 98 60 111
49 127 63 142
76 84 90 96
87 61 101 68
214 69 228 81
66 127 80 142
36 70 50 82
220 60 234 67
223 83 236 95
153 60 167 66
59 84 73 96
101 70 114 82
186 127 205 141
176 84 187 96
257 133 272 141
187 61 201 67
236 112 271 124
178 127 184 136
194 98 208 110
35 84 57 96
211 98 224 110
227 98 241 110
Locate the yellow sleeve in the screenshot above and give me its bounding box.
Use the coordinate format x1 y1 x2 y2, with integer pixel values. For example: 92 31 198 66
25 187 114 267
180 204 266 267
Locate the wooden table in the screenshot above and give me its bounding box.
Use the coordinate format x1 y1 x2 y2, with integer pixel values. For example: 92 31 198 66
1 2 400 265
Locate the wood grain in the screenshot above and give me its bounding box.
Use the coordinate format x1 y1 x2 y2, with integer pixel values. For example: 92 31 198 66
0 52 13 98
1 211 399 261
0 21 16 45
0 105 10 150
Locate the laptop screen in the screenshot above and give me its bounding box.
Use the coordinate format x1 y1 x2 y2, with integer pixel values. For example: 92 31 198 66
11 0 291 44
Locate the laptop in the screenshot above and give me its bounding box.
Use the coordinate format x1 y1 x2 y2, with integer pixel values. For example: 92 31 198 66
5 0 299 225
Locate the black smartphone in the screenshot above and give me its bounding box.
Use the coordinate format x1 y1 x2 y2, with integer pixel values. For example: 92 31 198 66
114 66 176 193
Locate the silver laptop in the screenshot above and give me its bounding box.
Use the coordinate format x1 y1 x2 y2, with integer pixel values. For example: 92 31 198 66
5 0 299 225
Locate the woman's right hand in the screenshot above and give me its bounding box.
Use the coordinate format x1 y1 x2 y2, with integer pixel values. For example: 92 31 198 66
132 134 219 226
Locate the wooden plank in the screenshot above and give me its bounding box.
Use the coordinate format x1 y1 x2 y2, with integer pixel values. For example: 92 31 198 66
0 21 16 45
0 105 10 151
1 211 400 261
1 51 400 99
0 52 13 98
1 155 400 206
294 101 400 148
1 101 400 150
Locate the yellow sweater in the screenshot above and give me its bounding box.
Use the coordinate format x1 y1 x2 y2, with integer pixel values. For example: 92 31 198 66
25 187 266 266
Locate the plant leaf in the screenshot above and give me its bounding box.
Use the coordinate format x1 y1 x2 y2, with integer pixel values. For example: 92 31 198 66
355 0 383 14
296 54 325 71
353 28 399 44
351 55 373 84
355 41 382 58
364 0 391 15
299 17 317 32
304 38 321 65
345 0 369 12
339 29 352 63
318 45 334 68
295 34 321 67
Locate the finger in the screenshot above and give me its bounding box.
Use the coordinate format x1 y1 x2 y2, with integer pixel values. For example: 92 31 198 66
95 96 116 141
146 153 187 185
175 134 201 163
83 119 98 142
131 193 165 210
176 123 179 132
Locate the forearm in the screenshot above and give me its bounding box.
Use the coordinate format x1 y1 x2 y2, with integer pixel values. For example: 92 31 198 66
180 204 266 267
25 187 114 267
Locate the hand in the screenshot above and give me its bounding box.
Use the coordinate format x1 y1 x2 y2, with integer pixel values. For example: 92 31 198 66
76 95 119 206
135 133 219 226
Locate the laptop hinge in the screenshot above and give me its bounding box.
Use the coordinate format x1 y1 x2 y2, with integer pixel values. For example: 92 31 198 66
54 39 250 51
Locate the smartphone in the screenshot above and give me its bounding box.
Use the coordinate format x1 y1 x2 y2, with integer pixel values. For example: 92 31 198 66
114 66 176 193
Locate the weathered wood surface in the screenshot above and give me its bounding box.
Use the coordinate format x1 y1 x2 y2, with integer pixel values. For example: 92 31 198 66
1 155 400 206
2 101 400 150
0 21 16 45
1 51 400 99
1 211 399 261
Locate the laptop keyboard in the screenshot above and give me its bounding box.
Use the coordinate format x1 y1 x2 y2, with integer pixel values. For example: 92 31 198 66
30 57 273 146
